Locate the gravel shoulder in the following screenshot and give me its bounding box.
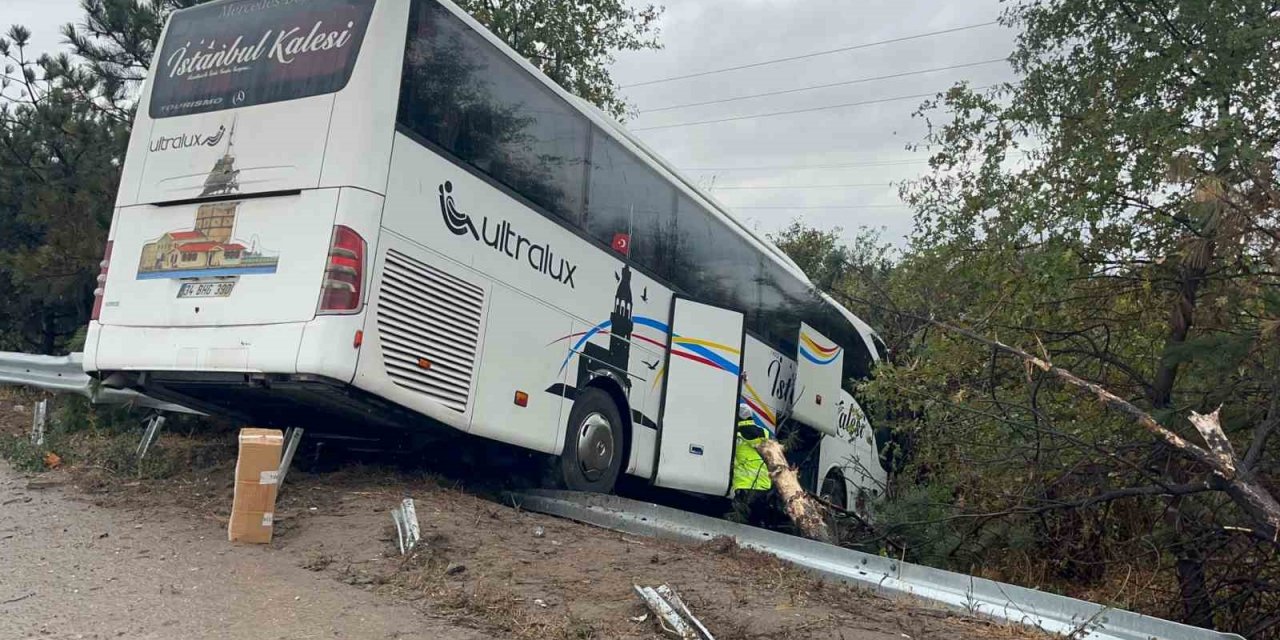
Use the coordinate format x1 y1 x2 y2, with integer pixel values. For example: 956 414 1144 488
0 461 495 640
0 395 1047 640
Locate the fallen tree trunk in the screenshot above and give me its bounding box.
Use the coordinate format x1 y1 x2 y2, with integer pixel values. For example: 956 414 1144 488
755 439 833 543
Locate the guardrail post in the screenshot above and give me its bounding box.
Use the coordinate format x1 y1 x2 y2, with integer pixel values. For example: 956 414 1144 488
136 413 166 460
276 427 304 492
30 399 48 446
391 498 421 555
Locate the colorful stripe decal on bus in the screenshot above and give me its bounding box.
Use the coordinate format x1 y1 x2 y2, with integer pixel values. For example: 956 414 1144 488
741 380 778 436
799 331 842 366
554 316 741 378
550 316 776 436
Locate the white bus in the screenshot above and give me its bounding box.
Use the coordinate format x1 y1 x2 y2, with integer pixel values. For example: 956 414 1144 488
85 0 889 508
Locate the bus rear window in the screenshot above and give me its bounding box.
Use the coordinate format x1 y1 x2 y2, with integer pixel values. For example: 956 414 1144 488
149 0 375 119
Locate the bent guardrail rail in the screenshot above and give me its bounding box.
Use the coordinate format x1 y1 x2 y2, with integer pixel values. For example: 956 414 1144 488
0 351 201 415
515 490 1244 640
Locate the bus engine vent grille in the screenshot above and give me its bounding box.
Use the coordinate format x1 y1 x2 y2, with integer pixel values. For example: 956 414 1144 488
377 249 485 413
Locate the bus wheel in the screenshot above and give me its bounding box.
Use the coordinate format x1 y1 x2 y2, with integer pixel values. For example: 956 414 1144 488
820 472 848 539
557 388 625 493
820 472 847 511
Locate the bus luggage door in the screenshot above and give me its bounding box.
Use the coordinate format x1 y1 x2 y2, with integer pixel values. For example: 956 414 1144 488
792 322 844 436
652 296 746 496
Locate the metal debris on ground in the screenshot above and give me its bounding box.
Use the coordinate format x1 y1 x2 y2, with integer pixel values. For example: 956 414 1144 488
391 498 421 555
656 584 714 640
633 584 714 640
135 413 166 460
276 427 305 492
29 399 47 446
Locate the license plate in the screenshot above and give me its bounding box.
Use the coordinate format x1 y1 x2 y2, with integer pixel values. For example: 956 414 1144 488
177 281 236 298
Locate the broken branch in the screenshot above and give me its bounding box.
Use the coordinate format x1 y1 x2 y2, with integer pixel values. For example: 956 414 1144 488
755 439 833 543
928 318 1280 543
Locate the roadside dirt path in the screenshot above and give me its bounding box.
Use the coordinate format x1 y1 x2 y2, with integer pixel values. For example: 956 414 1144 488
0 461 1041 640
0 461 494 640
0 393 1046 639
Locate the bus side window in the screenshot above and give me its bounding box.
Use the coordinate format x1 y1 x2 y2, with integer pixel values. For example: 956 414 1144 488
757 258 809 353
672 197 759 318
585 132 675 278
397 0 589 224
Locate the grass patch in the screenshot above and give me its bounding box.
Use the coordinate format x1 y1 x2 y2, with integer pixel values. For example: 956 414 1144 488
0 389 236 479
0 432 48 471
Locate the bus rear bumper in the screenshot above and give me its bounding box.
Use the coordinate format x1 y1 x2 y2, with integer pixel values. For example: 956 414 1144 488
86 321 309 375
85 315 366 382
84 319 463 437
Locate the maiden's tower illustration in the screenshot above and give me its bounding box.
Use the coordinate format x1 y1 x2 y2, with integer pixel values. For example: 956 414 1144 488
136 120 280 280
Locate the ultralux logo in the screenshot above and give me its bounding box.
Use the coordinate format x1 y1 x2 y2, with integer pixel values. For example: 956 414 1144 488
438 182 577 288
150 125 226 152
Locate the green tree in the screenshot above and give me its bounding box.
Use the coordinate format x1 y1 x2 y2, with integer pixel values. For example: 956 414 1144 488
857 1 1280 635
0 26 128 352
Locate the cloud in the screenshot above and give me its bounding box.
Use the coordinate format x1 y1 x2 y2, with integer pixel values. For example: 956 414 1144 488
6 0 81 58
612 0 1018 244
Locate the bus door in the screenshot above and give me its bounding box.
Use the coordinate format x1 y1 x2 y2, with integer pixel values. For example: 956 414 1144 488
793 322 844 436
652 296 746 496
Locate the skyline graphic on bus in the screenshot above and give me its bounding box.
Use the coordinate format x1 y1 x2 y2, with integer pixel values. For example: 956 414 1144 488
135 121 280 280
545 264 763 432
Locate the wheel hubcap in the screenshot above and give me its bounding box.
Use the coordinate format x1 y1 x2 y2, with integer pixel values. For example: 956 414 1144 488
576 412 614 482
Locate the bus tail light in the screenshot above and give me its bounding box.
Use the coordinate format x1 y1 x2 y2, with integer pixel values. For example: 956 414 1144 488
90 240 114 321
319 226 365 313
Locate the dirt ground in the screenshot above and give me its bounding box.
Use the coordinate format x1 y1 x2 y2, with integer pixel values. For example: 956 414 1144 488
0 396 1049 640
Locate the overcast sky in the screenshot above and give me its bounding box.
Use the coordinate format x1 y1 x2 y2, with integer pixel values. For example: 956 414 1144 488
8 0 1020 245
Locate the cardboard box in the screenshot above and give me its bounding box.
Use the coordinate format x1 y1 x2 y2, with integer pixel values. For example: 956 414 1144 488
228 428 283 544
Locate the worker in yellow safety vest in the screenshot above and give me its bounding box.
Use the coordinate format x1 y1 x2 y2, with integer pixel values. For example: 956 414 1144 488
731 403 774 525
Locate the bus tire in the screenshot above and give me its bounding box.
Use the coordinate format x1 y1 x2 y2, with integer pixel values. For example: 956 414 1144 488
820 472 847 511
557 388 625 493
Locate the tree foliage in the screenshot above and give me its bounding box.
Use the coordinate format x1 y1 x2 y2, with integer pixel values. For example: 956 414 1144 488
0 26 128 352
791 1 1280 636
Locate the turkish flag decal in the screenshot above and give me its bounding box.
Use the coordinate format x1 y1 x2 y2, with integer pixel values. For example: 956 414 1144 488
611 232 631 256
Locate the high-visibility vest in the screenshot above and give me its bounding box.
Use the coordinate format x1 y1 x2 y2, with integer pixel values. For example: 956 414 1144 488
732 419 772 491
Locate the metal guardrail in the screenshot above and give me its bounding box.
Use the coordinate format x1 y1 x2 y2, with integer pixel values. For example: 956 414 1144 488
515 490 1244 640
0 351 200 414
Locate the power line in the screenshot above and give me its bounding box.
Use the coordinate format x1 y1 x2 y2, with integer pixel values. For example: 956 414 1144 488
621 21 1000 88
711 183 894 190
685 148 1042 173
641 58 1006 113
683 159 927 171
634 85 993 131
